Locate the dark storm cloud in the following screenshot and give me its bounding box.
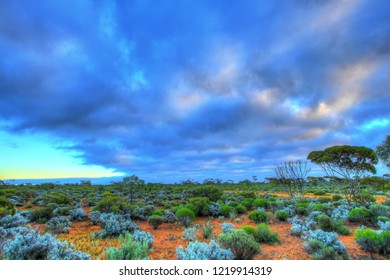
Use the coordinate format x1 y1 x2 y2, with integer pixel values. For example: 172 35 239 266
1 0 390 181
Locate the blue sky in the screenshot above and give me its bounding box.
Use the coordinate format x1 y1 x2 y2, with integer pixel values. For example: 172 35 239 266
0 0 389 183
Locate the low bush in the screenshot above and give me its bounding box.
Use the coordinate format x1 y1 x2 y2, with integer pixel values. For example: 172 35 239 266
220 205 233 217
0 197 16 217
69 208 87 221
182 225 199 241
314 190 327 196
148 215 165 229
348 207 372 224
175 208 196 228
202 220 214 239
176 240 234 260
276 210 289 221
187 197 210 216
94 213 139 238
253 199 268 208
241 198 255 209
92 195 131 214
0 213 28 229
248 210 273 224
303 229 348 260
29 207 54 223
235 204 247 214
162 210 177 223
132 230 154 249
220 222 235 234
190 186 223 201
218 230 260 260
354 228 390 257
2 227 90 260
104 233 149 260
256 223 280 245
46 216 72 234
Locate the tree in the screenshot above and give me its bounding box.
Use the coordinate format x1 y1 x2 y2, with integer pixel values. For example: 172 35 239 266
122 175 145 204
376 135 390 170
275 160 311 198
307 145 378 204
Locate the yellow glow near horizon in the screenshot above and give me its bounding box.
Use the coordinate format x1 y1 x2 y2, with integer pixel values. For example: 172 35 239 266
0 131 124 180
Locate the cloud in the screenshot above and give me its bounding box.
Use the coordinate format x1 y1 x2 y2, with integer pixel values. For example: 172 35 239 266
0 0 390 181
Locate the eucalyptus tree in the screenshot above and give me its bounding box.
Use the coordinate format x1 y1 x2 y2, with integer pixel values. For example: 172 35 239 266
275 160 311 198
122 175 145 204
307 145 378 204
376 135 390 170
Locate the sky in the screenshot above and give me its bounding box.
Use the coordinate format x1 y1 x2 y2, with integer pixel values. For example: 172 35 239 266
0 0 390 183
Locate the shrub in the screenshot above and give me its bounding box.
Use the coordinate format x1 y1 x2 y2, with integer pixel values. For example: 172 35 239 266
332 194 343 201
29 207 54 223
53 206 72 216
176 240 234 260
46 216 72 234
104 233 149 260
256 223 280 245
202 220 214 239
303 229 348 259
253 198 268 208
175 208 196 228
208 202 221 216
289 215 317 236
276 210 289 221
191 186 223 201
69 208 87 221
148 215 165 229
38 192 73 206
317 214 334 231
241 198 254 209
314 190 326 196
220 205 233 217
354 228 383 256
94 213 139 238
151 209 164 216
0 213 28 229
92 195 130 214
248 210 272 224
188 197 210 216
218 230 260 260
241 225 257 239
0 197 16 217
331 205 351 222
348 207 372 224
220 222 235 234
235 204 247 214
133 230 154 249
162 210 177 223
182 225 200 241
2 227 90 260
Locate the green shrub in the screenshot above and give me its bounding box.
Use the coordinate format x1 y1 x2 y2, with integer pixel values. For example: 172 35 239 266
256 223 280 245
191 186 222 201
248 210 273 224
0 197 16 217
104 233 149 260
253 199 268 208
354 229 383 256
148 215 165 229
317 214 334 231
235 204 247 214
314 190 326 196
188 197 210 216
202 220 214 239
276 210 289 221
29 207 54 223
218 230 260 260
151 209 164 216
241 225 257 238
241 198 254 209
348 207 372 224
220 205 233 217
332 194 343 201
40 192 73 206
92 195 131 214
175 207 196 228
